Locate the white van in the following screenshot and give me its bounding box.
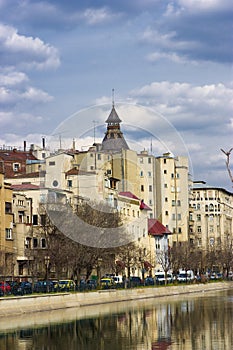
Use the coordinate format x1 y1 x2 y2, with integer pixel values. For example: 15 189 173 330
113 276 123 284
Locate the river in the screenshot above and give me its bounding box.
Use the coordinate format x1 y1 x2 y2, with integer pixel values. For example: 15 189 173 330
0 288 232 349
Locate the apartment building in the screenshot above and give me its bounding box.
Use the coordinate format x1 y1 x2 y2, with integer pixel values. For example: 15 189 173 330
189 186 233 250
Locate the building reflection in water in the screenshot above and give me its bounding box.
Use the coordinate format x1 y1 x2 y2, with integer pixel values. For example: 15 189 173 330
0 289 232 350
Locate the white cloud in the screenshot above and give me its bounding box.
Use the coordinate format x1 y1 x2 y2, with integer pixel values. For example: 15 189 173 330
0 69 28 86
0 111 43 129
82 7 119 25
0 23 60 70
177 0 232 11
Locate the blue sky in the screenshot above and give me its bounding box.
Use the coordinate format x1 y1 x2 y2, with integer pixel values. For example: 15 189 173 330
0 0 232 191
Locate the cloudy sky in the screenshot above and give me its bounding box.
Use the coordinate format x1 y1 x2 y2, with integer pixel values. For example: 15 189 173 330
0 0 232 191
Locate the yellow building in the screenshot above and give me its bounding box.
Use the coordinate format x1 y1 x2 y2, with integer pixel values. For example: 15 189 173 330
0 162 14 279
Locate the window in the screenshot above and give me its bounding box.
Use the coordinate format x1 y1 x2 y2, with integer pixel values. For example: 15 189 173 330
164 159 166 164
178 227 182 233
97 154 101 160
197 214 201 221
5 228 12 240
67 180 72 188
41 238 46 248
13 163 20 172
33 215 38 225
140 171 143 177
139 157 143 163
5 202 12 214
19 211 24 223
197 203 201 210
53 180 58 187
40 214 46 226
172 214 176 220
25 237 31 249
197 226 201 233
148 158 151 164
49 161 55 166
90 166 94 170
164 183 168 188
172 200 175 206
149 185 152 192
209 204 214 212
165 197 168 202
148 171 152 177
42 152 46 158
90 153 93 157
177 200 181 206
165 211 169 216
141 185 144 192
33 238 38 248
178 213 181 220
149 200 152 205
164 170 167 174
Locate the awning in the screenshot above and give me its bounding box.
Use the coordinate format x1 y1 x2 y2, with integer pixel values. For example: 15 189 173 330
116 260 125 269
144 261 153 269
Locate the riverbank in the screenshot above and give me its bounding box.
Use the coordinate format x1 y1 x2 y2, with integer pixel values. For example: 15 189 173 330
1 281 232 317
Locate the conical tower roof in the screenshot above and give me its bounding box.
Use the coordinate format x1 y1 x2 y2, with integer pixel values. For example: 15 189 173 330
101 105 129 152
105 106 122 124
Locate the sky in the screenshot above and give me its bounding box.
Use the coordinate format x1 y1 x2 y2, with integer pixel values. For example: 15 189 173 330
0 0 232 191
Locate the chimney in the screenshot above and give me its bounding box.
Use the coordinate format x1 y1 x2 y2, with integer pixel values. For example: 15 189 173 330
42 137 45 149
24 140 26 152
0 161 4 174
72 138 75 151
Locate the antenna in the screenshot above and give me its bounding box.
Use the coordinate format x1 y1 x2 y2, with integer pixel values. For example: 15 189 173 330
150 138 153 154
112 88 114 106
93 120 98 144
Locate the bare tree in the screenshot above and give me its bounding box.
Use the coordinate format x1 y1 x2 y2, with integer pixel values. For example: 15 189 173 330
221 148 233 185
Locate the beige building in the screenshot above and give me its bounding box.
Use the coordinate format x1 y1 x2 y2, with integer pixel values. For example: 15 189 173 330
154 153 190 245
189 186 233 250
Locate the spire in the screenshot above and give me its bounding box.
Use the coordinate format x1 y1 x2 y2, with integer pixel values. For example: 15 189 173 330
101 93 129 152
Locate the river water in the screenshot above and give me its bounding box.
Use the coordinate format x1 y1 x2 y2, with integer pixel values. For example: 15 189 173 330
0 288 232 350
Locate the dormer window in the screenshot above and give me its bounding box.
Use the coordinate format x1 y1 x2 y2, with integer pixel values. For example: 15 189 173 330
13 163 20 172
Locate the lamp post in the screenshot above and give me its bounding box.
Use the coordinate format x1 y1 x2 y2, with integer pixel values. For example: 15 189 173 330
44 255 50 292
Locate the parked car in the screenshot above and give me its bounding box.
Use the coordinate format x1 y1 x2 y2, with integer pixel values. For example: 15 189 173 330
129 276 143 287
33 280 54 293
0 282 11 295
145 276 155 286
86 279 97 290
155 272 173 285
57 280 76 292
12 281 32 296
100 278 115 289
177 270 194 283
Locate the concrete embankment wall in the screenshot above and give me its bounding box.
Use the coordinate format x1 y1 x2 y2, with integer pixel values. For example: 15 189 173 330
0 282 232 317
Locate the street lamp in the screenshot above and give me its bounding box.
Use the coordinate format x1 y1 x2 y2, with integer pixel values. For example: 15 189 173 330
44 255 50 292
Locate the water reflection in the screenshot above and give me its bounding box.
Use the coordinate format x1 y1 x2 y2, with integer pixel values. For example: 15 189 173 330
0 289 232 350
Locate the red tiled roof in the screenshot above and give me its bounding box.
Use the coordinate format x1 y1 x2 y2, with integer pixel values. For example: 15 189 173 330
148 219 172 236
0 149 37 161
11 184 40 190
66 168 79 175
119 191 140 200
140 200 151 210
6 171 45 179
